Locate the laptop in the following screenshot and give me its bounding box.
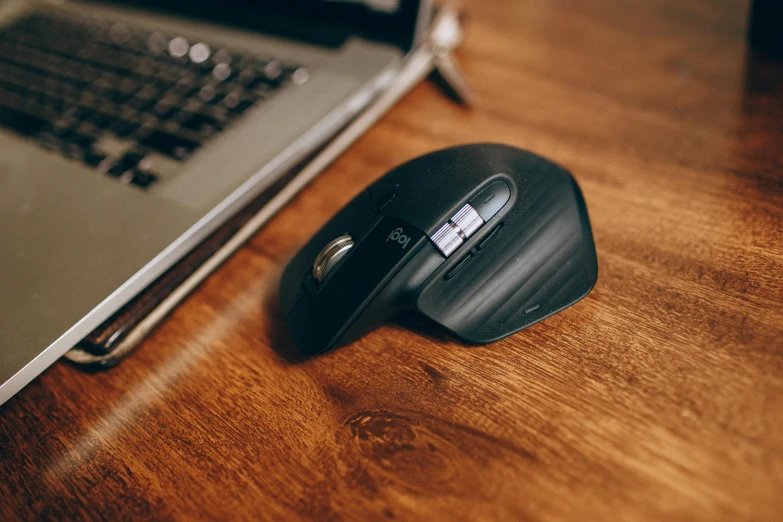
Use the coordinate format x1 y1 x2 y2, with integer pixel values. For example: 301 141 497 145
0 0 431 404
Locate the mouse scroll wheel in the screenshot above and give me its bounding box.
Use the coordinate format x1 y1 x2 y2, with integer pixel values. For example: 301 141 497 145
430 203 484 257
312 234 354 283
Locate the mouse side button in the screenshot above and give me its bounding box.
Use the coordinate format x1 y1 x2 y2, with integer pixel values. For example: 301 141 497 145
371 190 396 212
470 180 511 222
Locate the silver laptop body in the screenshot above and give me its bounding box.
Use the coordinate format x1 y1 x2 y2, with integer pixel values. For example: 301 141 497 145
0 0 431 404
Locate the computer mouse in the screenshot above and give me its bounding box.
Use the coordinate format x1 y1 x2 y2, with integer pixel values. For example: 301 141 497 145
280 143 598 356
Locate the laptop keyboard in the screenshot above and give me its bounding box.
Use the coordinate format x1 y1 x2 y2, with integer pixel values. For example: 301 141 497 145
0 12 309 189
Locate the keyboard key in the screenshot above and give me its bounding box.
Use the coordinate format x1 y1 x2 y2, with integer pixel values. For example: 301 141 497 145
291 67 310 85
174 84 199 99
263 61 282 80
130 170 157 189
88 111 116 128
110 90 134 104
96 157 114 174
110 118 141 138
108 161 134 178
52 117 77 135
83 149 107 167
179 113 221 135
65 132 96 149
221 90 242 109
138 130 199 159
146 32 168 55
136 115 159 138
153 102 177 120
64 142 85 160
198 84 217 103
117 150 146 170
212 63 231 82
230 99 255 115
129 95 155 111
0 105 47 136
38 130 61 150
212 48 231 65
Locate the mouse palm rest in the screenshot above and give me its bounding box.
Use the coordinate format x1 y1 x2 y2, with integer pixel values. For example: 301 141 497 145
280 144 598 355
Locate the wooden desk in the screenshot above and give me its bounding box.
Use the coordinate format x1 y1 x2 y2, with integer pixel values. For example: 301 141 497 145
2 0 782 519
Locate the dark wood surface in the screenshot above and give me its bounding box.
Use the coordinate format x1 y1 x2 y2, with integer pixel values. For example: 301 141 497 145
2 0 782 520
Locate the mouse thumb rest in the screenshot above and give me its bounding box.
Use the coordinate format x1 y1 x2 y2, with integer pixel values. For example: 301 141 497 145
280 144 598 356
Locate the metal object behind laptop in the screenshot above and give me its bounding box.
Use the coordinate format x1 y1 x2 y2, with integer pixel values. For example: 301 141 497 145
749 0 783 59
0 0 432 404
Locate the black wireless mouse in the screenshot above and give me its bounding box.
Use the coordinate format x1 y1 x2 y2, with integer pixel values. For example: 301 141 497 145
280 144 598 355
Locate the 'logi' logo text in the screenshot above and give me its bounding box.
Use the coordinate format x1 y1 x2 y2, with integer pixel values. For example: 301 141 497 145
387 227 411 249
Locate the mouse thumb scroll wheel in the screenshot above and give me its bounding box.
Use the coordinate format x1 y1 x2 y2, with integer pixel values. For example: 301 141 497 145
312 234 354 282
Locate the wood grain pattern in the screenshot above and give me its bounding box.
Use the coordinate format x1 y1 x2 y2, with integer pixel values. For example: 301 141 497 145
2 0 782 520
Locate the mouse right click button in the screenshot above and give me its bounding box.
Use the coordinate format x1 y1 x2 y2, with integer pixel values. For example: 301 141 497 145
470 180 511 222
